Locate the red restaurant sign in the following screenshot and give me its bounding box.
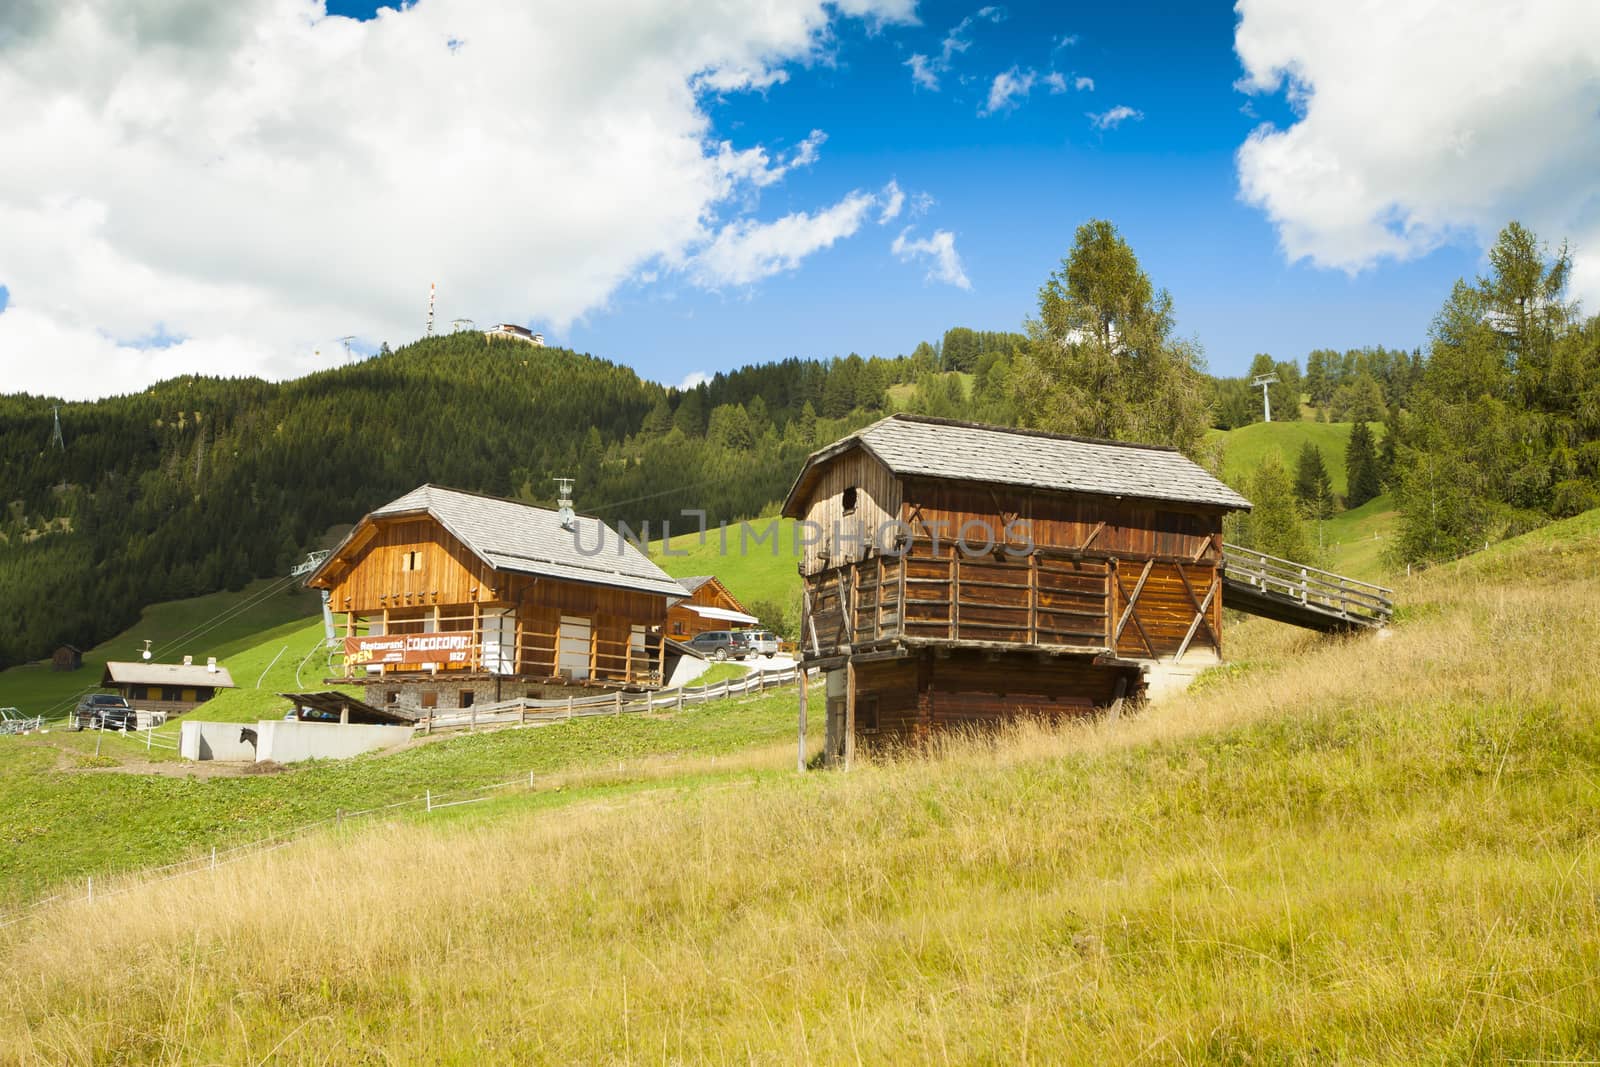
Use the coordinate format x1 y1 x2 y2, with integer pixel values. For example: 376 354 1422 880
344 633 474 667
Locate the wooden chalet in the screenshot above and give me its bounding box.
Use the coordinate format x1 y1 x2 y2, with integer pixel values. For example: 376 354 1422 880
781 414 1252 759
667 575 758 639
306 485 685 710
51 644 83 672
102 658 235 716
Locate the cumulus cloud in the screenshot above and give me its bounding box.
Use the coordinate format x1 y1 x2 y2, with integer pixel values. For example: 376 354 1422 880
891 228 971 290
904 4 1006 91
983 66 1036 114
1089 104 1143 129
1074 75 1094 91
1043 71 1067 94
0 0 914 399
1235 0 1600 302
677 370 712 389
878 180 907 224
690 191 879 287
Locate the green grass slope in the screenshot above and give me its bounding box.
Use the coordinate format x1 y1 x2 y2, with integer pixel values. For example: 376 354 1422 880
4 510 1599 1061
649 516 805 609
0 580 321 718
1212 418 1384 497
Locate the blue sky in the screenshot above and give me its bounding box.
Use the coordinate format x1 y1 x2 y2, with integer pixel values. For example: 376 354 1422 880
249 1 1477 379
6 0 1588 399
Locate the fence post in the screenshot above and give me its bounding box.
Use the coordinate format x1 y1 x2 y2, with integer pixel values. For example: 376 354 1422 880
146 725 152 752
211 846 217 870
677 688 684 711
567 695 574 720
425 789 432 813
86 875 93 904
528 770 535 789
615 691 623 716
336 807 344 827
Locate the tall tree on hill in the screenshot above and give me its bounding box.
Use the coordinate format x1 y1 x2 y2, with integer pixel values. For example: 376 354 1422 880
1396 221 1600 561
1293 442 1336 518
1345 421 1382 508
1241 454 1314 563
1010 219 1210 454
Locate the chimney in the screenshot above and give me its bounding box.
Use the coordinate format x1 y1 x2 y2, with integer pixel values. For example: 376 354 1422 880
207 656 218 673
182 655 193 667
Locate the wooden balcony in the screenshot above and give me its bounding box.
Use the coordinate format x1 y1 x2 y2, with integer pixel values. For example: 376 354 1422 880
801 545 1115 662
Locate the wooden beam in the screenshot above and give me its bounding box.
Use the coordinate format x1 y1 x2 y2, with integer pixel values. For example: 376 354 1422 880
1077 520 1107 552
797 666 808 772
1174 574 1220 663
1112 559 1155 655
843 657 857 772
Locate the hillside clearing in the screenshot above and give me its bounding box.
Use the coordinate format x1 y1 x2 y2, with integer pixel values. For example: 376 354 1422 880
3 511 1597 1062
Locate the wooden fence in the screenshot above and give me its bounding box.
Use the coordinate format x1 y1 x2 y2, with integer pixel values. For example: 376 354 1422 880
1220 545 1394 628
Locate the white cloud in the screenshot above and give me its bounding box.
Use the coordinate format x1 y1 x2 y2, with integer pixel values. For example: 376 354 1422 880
903 5 1006 91
878 180 906 224
677 370 712 389
891 228 971 290
0 0 914 399
690 191 878 287
983 65 1036 115
909 191 937 218
1089 104 1143 129
1235 0 1600 302
1074 75 1094 91
1043 71 1067 94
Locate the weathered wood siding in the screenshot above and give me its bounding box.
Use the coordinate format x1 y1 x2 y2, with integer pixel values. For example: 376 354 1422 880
899 478 1223 562
798 447 901 575
324 517 491 613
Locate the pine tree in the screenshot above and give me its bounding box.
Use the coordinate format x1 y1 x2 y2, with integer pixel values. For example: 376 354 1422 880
1293 443 1336 518
1010 219 1211 454
1345 420 1382 508
1243 454 1314 563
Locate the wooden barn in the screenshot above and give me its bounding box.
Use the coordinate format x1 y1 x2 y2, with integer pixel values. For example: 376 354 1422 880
667 575 758 639
102 658 235 716
306 485 685 711
51 644 82 672
781 414 1251 760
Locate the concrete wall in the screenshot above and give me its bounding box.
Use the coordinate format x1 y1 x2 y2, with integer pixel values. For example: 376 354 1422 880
180 720 261 762
665 653 709 689
255 720 413 763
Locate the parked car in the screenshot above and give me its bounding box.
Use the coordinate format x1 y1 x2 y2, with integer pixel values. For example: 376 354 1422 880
739 630 780 658
73 693 137 732
687 630 749 661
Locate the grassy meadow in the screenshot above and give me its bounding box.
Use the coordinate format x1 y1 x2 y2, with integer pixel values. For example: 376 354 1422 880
3 510 1597 1062
1211 418 1384 499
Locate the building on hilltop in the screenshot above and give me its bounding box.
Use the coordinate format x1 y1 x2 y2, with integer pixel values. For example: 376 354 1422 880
667 575 757 640
781 413 1252 762
484 323 545 345
305 484 683 711
102 658 235 716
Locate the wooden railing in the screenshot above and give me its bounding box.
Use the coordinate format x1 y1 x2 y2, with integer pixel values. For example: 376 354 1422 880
1220 545 1394 627
804 547 1113 656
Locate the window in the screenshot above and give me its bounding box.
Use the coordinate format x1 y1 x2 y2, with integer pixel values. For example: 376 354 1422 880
181 688 197 703
384 690 398 705
842 486 859 514
401 550 423 572
420 691 438 710
859 696 879 733
672 620 686 636
459 691 475 709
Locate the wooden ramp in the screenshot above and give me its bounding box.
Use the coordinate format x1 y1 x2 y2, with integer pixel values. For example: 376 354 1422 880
1220 545 1394 632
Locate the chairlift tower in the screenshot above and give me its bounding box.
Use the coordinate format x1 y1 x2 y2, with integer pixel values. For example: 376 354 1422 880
337 335 357 363
451 318 474 333
291 550 337 645
1252 372 1281 423
49 405 64 450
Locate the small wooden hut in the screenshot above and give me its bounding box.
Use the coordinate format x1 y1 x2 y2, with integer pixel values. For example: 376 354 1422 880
781 414 1251 760
51 645 83 672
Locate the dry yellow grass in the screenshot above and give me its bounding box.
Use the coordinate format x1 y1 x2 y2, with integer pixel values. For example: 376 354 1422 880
3 516 1599 1063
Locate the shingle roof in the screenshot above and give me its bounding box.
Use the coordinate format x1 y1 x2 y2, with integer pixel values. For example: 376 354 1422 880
103 661 237 689
677 575 716 594
783 414 1251 514
349 484 685 598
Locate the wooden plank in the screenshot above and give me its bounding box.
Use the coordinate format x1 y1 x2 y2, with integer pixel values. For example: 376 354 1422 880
797 668 808 772
1112 560 1155 649
1174 575 1220 663
844 658 857 771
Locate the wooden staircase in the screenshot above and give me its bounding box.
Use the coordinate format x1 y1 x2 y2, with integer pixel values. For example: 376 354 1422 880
1220 545 1394 632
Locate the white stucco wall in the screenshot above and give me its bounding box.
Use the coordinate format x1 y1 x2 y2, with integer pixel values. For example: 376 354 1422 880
254 720 413 763
179 720 262 761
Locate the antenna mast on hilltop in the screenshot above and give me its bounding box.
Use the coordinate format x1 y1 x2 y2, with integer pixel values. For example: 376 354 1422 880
554 476 576 530
427 282 436 337
337 335 357 363
49 405 64 450
451 318 474 333
1252 372 1281 423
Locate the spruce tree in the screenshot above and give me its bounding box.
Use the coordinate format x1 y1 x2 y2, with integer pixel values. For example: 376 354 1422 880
1346 421 1382 508
1293 442 1335 518
1243 454 1315 563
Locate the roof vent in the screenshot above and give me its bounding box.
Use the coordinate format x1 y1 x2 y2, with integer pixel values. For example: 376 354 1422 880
554 476 576 531
182 655 193 667
207 656 218 673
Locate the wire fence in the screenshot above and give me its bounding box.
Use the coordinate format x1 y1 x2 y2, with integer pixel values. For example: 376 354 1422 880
0 665 820 932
